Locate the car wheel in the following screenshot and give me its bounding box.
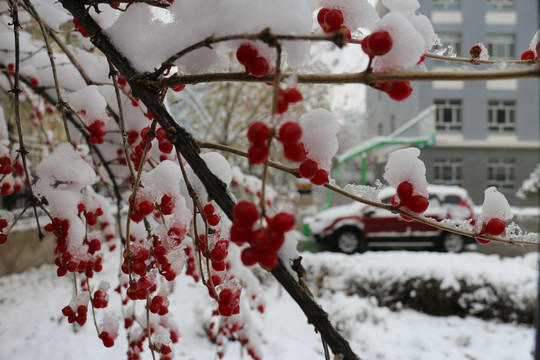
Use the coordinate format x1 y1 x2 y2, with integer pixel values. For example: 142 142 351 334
334 227 365 254
439 232 465 253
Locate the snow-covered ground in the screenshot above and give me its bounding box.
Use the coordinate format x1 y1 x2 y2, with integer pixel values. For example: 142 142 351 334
0 250 536 360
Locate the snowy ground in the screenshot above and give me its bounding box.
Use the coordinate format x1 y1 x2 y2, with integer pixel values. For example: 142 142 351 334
0 249 536 360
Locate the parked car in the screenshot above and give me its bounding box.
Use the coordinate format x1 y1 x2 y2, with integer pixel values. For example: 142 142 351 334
303 185 475 253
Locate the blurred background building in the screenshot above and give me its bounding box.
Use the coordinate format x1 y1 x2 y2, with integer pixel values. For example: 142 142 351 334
364 0 539 206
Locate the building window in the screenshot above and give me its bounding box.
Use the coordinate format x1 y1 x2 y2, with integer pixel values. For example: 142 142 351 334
432 0 460 10
487 100 515 132
486 34 515 59
434 99 462 131
486 0 515 11
433 158 462 185
487 158 515 190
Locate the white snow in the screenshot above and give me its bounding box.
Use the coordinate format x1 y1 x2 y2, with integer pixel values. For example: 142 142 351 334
383 147 429 197
0 248 535 360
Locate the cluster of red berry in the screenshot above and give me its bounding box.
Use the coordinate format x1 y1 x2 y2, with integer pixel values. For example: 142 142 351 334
374 81 413 102
236 43 270 77
99 330 116 348
92 283 109 309
277 121 304 162
149 294 169 315
0 155 11 175
277 87 303 114
88 119 107 145
46 217 104 277
130 195 155 223
230 200 293 270
317 8 351 41
0 218 9 244
391 181 429 221
203 204 221 226
299 159 329 186
122 244 151 278
247 121 271 164
216 285 241 316
62 293 89 326
475 218 506 245
156 127 174 154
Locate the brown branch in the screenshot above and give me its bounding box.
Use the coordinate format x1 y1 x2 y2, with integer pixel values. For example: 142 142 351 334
200 141 539 247
155 66 540 88
155 30 346 77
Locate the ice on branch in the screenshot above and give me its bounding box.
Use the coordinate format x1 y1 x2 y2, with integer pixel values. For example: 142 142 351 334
383 147 428 197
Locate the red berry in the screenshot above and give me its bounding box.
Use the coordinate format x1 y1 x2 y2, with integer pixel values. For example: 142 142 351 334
276 91 290 114
247 122 270 145
278 122 302 144
241 247 259 266
283 142 305 162
270 212 295 233
310 169 329 186
7 63 15 75
172 84 185 92
299 159 318 179
317 8 330 27
230 223 252 245
366 31 393 56
247 144 269 164
470 44 482 58
258 251 278 270
475 237 491 245
233 200 259 227
406 195 429 214
396 181 414 201
386 81 412 101
29 76 39 87
137 200 154 216
250 228 270 251
521 49 536 61
283 88 303 103
485 218 506 236
323 9 344 33
236 43 258 65
247 57 269 77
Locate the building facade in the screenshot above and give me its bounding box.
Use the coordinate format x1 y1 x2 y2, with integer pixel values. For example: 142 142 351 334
366 0 539 206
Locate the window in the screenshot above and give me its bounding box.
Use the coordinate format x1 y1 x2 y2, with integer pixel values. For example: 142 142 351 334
487 158 515 189
433 158 463 185
486 34 515 59
486 0 515 11
432 0 460 10
434 99 462 131
487 100 515 132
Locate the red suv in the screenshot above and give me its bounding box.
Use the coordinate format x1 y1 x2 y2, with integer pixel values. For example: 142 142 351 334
303 185 475 253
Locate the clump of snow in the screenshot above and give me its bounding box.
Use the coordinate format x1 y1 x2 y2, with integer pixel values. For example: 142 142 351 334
299 109 340 171
529 30 539 55
383 147 428 197
371 12 426 71
67 85 108 120
475 187 513 232
319 0 380 31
